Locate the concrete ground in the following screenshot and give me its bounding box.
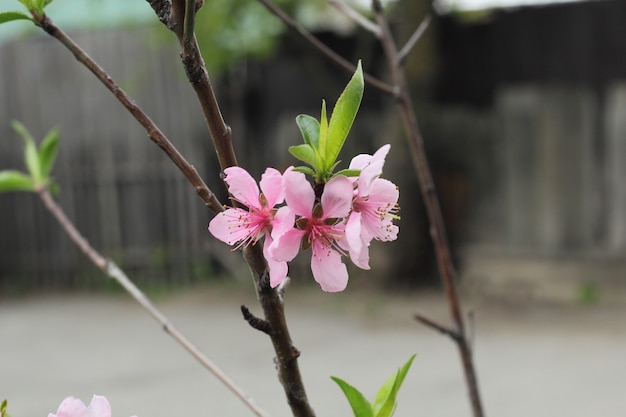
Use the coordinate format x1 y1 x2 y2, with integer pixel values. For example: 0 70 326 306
1 284 625 417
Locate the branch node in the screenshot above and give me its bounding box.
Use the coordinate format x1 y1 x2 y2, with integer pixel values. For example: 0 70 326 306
241 305 272 335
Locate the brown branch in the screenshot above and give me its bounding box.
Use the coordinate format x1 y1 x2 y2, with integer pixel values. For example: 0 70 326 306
36 15 223 216
241 305 272 335
371 2 485 416
396 14 431 65
151 3 316 416
255 0 395 96
36 188 269 417
414 312 458 340
328 0 381 37
170 0 238 171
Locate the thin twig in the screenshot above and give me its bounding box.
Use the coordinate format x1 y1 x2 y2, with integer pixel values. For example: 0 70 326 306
35 15 223 215
414 312 458 340
36 188 269 417
255 0 395 96
241 305 272 335
328 0 381 37
370 1 485 416
396 14 431 65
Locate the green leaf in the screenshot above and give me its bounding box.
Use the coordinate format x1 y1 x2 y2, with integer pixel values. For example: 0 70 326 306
0 170 35 193
288 144 321 171
295 114 320 148
0 11 32 24
372 354 416 417
38 126 59 178
11 121 42 182
324 61 364 171
292 166 316 177
318 99 328 162
331 376 374 417
333 168 361 177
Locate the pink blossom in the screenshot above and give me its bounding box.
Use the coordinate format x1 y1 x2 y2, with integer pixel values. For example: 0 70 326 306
48 395 135 417
343 144 399 269
208 166 293 287
269 168 354 292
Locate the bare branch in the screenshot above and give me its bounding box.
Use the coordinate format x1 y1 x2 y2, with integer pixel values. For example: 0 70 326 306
37 188 269 417
371 1 485 416
36 15 223 215
255 0 395 96
328 0 381 37
241 305 272 335
397 14 431 65
414 312 459 340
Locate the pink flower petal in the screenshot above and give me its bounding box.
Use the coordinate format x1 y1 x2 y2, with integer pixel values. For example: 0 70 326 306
85 396 111 417
368 178 399 206
356 144 390 196
283 168 315 217
51 397 88 417
269 228 306 262
344 211 364 255
310 242 348 292
264 236 288 288
259 167 284 208
320 175 353 219
223 166 261 210
208 208 254 245
271 206 295 240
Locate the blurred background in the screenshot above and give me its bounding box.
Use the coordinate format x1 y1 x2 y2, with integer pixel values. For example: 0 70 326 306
1 1 626 417
1 0 625 301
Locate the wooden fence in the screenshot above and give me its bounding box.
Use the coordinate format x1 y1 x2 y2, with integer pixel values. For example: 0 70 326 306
0 29 234 292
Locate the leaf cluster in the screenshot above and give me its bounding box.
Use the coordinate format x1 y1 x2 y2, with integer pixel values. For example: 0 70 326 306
332 354 416 417
290 61 364 183
0 0 53 25
0 121 60 193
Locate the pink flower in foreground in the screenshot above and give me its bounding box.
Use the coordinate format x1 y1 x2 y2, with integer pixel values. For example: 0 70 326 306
269 168 354 292
208 166 293 287
48 395 135 417
343 144 399 269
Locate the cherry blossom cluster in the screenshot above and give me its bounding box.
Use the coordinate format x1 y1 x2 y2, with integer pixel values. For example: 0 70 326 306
209 144 399 292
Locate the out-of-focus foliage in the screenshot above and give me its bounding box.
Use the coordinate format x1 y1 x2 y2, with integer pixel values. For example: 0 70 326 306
193 0 331 75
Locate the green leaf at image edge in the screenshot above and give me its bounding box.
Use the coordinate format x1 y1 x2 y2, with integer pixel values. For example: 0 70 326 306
331 376 374 417
0 11 32 24
324 61 364 171
0 170 35 192
372 354 417 417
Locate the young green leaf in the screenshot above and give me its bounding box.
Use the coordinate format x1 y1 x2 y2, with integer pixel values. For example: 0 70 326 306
325 61 364 171
372 354 416 417
0 170 35 193
331 376 374 417
333 168 361 178
288 144 321 170
318 99 328 164
292 166 316 177
0 11 32 24
38 126 59 178
12 121 42 183
295 114 320 148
